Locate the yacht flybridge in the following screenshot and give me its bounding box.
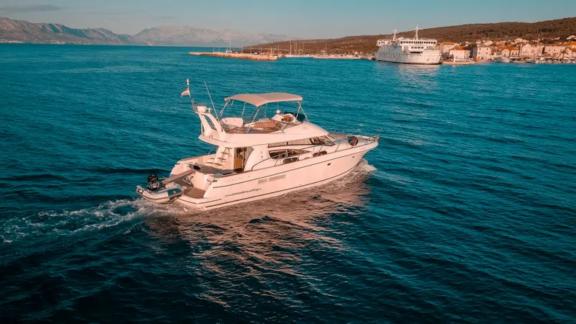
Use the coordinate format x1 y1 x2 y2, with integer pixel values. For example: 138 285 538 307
137 82 378 210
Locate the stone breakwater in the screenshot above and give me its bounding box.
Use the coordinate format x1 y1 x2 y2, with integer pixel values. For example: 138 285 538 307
189 51 278 61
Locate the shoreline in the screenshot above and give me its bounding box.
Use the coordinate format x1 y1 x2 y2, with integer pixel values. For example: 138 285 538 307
1 44 574 64
189 50 576 64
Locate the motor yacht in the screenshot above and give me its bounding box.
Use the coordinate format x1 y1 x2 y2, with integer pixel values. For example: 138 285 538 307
137 83 378 210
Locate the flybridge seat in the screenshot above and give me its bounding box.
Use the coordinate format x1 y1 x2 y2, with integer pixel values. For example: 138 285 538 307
221 117 243 128
224 119 283 134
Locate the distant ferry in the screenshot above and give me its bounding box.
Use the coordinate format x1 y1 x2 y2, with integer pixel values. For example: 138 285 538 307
375 27 442 65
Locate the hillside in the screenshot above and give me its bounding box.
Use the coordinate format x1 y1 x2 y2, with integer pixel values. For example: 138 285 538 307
0 17 288 46
0 17 131 44
133 26 288 46
248 17 576 54
3 16 575 49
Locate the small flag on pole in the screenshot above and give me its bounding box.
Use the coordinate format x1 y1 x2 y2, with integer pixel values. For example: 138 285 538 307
180 79 191 97
180 88 190 97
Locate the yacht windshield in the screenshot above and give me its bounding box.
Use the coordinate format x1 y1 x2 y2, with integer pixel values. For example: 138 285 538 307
220 100 304 124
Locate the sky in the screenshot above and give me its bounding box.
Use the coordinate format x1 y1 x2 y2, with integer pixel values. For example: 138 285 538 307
0 0 575 38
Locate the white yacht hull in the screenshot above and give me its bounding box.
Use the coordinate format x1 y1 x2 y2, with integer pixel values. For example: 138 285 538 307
375 47 441 65
137 90 379 211
175 141 377 211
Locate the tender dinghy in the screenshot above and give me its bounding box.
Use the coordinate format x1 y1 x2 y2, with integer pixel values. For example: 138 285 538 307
136 185 183 204
136 171 194 203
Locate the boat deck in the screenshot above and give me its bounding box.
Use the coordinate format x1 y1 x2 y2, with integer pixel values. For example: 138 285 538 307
173 178 206 199
183 187 206 199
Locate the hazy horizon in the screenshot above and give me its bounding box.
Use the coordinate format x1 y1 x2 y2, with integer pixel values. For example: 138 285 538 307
0 0 575 38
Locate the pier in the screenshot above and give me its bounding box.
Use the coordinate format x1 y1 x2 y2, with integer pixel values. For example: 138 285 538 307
189 51 279 61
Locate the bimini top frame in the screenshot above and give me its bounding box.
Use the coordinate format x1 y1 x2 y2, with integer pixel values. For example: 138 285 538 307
225 92 302 107
220 92 306 124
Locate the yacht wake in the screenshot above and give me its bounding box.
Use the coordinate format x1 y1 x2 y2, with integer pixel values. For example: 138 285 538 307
1 161 377 245
1 199 152 244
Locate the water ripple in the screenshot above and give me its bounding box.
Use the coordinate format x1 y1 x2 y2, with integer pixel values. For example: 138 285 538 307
1 45 575 322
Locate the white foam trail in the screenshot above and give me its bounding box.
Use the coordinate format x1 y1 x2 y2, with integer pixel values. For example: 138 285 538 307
1 199 152 244
1 161 379 245
357 160 377 173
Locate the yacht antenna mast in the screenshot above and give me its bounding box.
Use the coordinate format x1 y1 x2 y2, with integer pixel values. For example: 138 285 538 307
393 29 397 41
203 81 218 120
415 25 419 40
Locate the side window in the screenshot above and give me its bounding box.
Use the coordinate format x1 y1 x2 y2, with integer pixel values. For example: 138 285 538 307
313 136 335 146
310 137 322 145
269 149 308 159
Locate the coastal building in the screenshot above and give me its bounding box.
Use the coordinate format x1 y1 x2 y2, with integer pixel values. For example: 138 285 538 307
565 41 576 50
435 37 576 63
519 44 544 58
439 42 458 56
472 45 492 61
501 47 520 58
448 48 471 62
543 45 566 58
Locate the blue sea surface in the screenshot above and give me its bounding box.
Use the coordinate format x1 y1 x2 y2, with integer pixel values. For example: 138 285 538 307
1 44 575 322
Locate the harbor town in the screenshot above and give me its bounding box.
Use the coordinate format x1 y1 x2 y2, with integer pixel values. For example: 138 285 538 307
226 32 576 64
439 35 576 64
193 35 576 64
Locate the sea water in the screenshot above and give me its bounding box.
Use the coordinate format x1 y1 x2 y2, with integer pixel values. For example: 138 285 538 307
1 44 575 322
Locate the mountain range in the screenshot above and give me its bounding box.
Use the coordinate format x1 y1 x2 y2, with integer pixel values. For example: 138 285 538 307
2 16 576 50
0 17 289 46
132 26 289 47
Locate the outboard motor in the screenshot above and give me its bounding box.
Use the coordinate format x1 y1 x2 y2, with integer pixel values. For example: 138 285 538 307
147 174 162 191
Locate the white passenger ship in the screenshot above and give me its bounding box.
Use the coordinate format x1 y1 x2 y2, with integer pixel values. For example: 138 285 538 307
137 82 378 211
375 27 442 65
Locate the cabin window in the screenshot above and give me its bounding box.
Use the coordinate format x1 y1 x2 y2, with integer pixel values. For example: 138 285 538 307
268 136 335 148
271 138 311 147
313 151 327 157
269 149 308 160
310 136 335 146
283 157 298 164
